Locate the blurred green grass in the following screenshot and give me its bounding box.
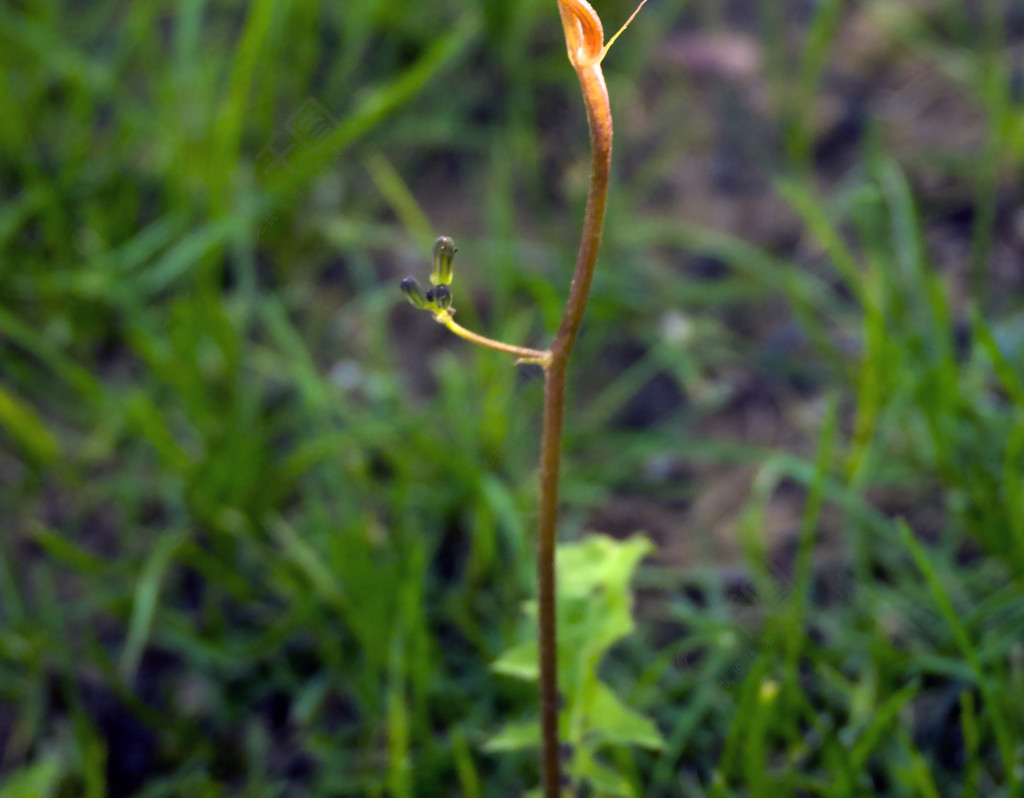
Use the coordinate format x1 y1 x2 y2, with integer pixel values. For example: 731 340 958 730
1 0 1024 795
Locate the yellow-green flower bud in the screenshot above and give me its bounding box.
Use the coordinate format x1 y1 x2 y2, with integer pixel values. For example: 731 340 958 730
400 276 431 310
432 284 452 311
430 236 456 286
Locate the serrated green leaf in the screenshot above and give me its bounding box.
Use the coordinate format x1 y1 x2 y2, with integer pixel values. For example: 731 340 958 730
555 535 653 674
488 533 658 785
558 535 653 599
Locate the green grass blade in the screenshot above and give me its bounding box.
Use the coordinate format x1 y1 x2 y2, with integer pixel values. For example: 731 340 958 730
897 520 1019 793
119 531 189 682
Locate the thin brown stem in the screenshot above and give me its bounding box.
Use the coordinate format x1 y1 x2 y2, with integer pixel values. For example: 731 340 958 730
415 2 625 792
538 3 615 794
537 361 567 797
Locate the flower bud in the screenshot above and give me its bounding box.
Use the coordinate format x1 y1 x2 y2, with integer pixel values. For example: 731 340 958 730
432 284 452 311
430 236 456 286
400 276 430 310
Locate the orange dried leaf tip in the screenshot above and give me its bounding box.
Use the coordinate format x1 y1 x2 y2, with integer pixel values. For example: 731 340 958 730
557 0 649 68
557 0 604 67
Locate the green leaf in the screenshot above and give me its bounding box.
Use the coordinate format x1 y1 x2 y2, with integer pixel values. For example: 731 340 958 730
577 758 634 797
555 535 653 682
557 534 653 600
492 535 655 687
584 683 664 751
483 721 540 753
488 534 659 794
491 641 538 681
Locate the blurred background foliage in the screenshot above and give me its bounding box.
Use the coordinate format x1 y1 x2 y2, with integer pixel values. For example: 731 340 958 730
2 0 1024 794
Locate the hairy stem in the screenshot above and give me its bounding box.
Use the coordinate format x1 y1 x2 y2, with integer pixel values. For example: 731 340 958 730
537 32 613 798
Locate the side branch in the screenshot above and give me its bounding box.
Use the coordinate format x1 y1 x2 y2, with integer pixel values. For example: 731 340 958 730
437 314 551 366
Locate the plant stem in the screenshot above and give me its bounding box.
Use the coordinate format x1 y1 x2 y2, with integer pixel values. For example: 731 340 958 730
537 362 566 797
437 314 551 365
416 3 620 791
537 8 614 793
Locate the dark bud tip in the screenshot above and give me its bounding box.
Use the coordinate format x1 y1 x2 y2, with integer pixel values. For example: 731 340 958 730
432 284 452 311
400 276 430 310
431 235 456 286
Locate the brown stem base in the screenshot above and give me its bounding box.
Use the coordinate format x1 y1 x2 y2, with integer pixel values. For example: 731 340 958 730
538 363 567 797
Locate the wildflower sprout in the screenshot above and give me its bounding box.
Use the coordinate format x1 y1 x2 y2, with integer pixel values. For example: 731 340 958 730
400 237 457 316
431 235 456 286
